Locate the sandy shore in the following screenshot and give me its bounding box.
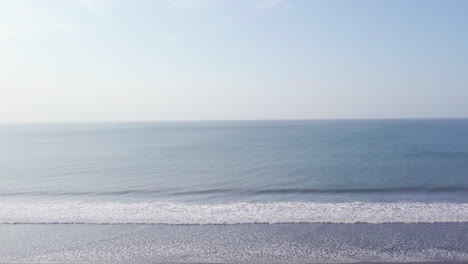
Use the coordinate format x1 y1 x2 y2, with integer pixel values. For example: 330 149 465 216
0 223 467 263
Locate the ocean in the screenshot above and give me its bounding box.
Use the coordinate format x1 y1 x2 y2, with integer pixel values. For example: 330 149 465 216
0 119 467 263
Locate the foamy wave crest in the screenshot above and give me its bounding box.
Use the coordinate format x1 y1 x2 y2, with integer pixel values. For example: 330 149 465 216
0 201 467 224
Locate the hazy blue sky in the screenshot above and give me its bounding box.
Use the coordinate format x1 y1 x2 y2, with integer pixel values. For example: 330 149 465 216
1 0 467 122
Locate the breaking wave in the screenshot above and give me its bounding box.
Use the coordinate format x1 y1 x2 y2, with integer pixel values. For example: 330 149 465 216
0 201 467 225
0 186 467 197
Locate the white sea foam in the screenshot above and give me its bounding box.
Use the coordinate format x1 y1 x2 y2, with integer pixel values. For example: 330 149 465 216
0 201 467 225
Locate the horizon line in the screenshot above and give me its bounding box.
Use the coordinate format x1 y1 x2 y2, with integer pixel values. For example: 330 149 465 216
1 117 468 125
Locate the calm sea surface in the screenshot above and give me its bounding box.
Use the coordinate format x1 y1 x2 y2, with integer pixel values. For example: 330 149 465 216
1 120 467 263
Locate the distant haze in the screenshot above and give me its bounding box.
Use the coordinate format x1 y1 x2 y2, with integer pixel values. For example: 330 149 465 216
1 0 467 122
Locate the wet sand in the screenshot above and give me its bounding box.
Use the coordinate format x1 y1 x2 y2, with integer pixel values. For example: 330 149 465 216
0 223 467 263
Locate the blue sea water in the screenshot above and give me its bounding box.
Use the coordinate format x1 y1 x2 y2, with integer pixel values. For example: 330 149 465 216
0 119 467 263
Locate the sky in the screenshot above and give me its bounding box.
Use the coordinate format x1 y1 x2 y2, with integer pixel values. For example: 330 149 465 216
1 0 467 122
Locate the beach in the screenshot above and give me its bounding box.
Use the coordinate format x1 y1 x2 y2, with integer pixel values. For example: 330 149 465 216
1 120 467 263
3 0 468 262
1 223 467 263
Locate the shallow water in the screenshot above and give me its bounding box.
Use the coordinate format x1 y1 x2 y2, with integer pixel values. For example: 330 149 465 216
0 223 467 263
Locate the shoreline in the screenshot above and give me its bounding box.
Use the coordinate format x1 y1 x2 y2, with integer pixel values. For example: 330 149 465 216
0 223 466 263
